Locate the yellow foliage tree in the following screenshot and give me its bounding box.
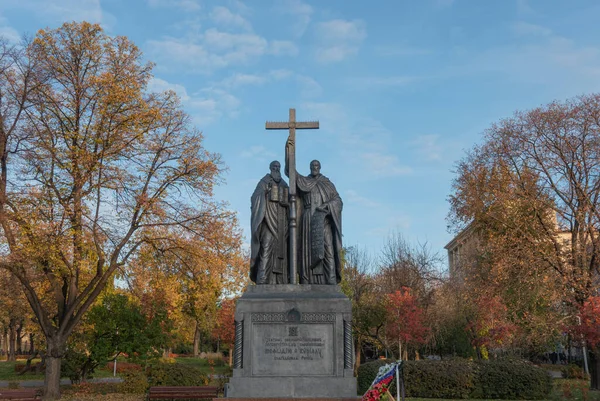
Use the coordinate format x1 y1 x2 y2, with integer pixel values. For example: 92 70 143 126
0 22 229 399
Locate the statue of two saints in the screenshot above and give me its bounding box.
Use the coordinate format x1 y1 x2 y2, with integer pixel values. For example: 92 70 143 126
250 152 343 285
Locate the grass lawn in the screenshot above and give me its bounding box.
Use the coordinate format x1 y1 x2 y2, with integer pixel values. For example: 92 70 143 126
0 357 232 382
174 357 232 375
0 360 45 381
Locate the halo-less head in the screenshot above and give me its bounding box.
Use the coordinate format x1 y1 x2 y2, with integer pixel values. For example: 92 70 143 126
310 160 321 177
270 160 281 182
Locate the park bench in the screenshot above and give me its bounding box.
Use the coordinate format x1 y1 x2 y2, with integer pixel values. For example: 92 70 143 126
147 386 219 400
0 389 40 400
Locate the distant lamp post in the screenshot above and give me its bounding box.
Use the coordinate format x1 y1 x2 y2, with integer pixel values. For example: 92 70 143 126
576 316 590 377
113 328 119 377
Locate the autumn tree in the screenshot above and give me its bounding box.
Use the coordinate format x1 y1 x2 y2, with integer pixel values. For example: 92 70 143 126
384 287 429 360
125 214 246 357
212 298 236 366
0 270 31 361
426 278 477 359
376 232 442 306
449 94 600 388
0 22 228 399
341 246 386 373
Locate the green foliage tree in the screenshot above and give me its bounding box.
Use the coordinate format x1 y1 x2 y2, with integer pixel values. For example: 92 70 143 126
63 292 170 383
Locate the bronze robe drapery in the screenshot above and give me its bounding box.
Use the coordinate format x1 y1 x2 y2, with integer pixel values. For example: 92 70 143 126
250 175 289 284
295 173 343 284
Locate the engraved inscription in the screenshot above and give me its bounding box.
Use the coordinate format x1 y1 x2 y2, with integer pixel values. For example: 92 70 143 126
251 322 334 376
264 336 324 361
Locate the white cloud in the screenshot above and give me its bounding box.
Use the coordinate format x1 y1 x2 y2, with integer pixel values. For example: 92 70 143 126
241 145 276 160
147 38 226 72
366 215 411 237
411 135 442 161
350 76 420 88
345 190 380 208
375 45 432 57
220 73 267 88
471 34 600 87
209 6 252 31
435 0 455 8
268 40 299 56
188 88 241 125
517 0 536 17
512 21 552 37
275 0 313 37
147 77 241 126
315 19 366 63
148 28 296 73
147 77 191 101
216 70 321 97
0 17 20 43
147 0 201 12
295 75 322 97
360 153 412 177
3 0 116 30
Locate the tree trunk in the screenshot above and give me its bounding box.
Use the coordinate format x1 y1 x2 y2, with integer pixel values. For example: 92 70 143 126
228 343 233 366
193 323 200 357
590 347 599 391
8 323 16 362
29 333 35 355
43 338 65 400
16 323 22 355
44 356 62 400
354 337 362 376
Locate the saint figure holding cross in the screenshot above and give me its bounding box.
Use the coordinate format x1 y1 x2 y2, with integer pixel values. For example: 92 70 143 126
285 138 343 285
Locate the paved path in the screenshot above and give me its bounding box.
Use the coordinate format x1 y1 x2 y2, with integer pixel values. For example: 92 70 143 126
547 370 562 378
0 377 122 388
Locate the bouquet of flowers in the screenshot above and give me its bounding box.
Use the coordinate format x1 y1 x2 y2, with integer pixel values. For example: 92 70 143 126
362 361 402 401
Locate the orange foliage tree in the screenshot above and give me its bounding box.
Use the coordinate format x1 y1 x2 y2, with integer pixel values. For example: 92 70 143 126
449 94 600 388
212 298 237 366
0 22 228 399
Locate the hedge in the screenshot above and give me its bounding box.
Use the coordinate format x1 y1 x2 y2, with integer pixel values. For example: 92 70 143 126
473 359 552 400
146 363 209 387
357 358 552 399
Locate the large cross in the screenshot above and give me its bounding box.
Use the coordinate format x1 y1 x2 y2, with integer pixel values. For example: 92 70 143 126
266 108 319 285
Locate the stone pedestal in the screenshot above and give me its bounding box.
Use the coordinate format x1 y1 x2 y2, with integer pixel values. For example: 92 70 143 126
225 285 357 398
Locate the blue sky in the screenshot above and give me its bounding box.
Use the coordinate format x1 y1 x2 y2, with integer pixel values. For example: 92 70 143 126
2 0 600 268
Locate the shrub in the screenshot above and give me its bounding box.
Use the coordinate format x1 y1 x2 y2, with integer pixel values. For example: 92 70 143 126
358 359 475 398
173 343 193 355
357 358 552 400
147 363 209 387
119 370 149 394
561 363 586 379
404 360 476 399
106 361 142 373
474 359 552 400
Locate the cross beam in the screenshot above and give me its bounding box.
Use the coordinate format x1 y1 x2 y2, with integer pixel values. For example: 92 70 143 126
266 108 319 284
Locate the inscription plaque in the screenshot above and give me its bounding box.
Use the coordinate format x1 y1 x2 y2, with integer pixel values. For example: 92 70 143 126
251 322 334 376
